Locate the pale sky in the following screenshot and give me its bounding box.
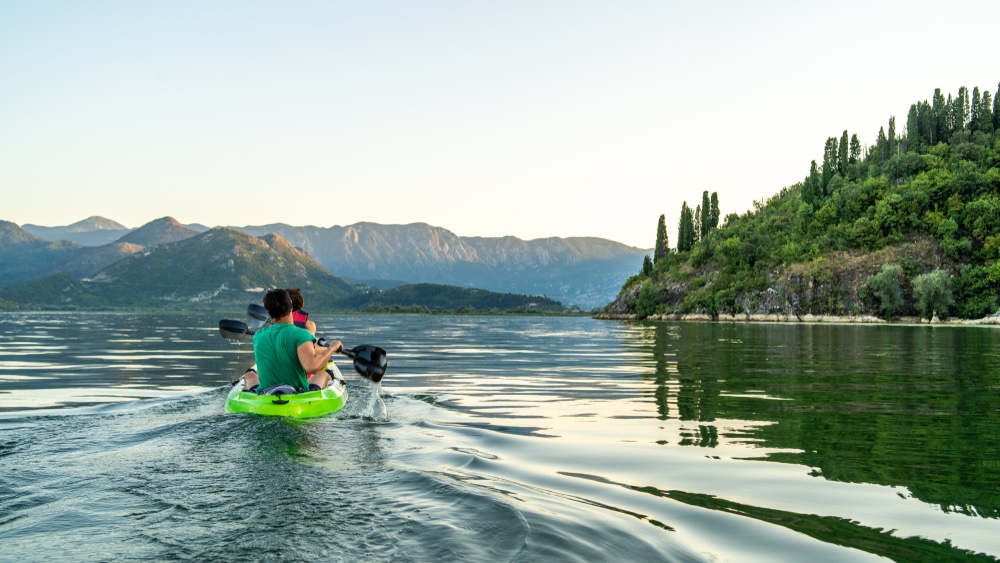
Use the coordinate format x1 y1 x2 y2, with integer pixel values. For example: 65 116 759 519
1 1 997 249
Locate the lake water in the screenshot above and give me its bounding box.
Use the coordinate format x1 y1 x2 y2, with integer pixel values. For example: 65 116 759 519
1 313 999 562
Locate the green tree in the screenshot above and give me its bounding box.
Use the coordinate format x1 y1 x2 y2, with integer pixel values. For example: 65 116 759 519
945 93 956 135
970 87 982 132
634 282 661 318
822 137 837 190
654 214 669 263
994 82 1000 132
838 130 849 175
700 191 711 238
887 118 896 156
906 105 921 152
932 88 947 144
642 255 653 276
957 86 970 130
694 204 702 243
922 101 935 150
865 264 905 318
913 269 953 320
977 90 993 134
803 160 821 204
678 202 695 252
709 192 720 231
849 134 861 164
875 127 888 164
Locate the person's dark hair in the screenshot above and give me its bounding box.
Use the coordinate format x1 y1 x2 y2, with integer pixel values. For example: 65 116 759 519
263 288 293 319
286 288 305 311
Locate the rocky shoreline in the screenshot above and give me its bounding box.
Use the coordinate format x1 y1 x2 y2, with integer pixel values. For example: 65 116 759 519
594 311 1000 325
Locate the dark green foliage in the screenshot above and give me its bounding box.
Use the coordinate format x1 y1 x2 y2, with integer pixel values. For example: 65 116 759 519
612 83 1000 321
678 202 695 252
709 192 720 231
957 86 970 130
865 264 905 318
849 134 861 165
822 137 837 189
838 131 849 175
875 127 888 165
954 264 998 318
994 82 1000 132
700 191 711 238
912 269 953 320
634 282 661 318
887 117 897 156
932 88 947 144
802 161 821 205
340 283 566 314
642 255 653 276
654 214 669 263
907 105 922 152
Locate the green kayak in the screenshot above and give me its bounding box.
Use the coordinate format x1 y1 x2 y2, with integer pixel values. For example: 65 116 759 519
225 362 349 419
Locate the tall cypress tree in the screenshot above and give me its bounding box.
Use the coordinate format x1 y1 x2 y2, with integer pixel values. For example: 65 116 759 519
699 191 711 238
906 105 921 152
709 192 720 231
678 202 695 253
971 87 982 132
945 93 955 137
994 82 1000 132
875 127 888 164
978 90 994 134
918 101 933 148
803 160 820 204
693 205 702 243
958 86 970 130
932 88 946 144
849 134 861 164
838 130 849 175
654 214 668 264
891 115 900 149
821 137 837 191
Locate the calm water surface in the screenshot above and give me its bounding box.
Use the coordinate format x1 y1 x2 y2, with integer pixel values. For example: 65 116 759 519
1 313 999 561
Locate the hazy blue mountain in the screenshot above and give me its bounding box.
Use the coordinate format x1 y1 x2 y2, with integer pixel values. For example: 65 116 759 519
21 216 131 246
0 221 81 287
1 228 357 310
8 216 648 309
236 222 648 308
46 242 145 279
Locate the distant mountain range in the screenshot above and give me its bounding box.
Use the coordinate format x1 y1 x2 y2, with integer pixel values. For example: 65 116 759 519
228 222 646 308
21 216 132 246
0 227 353 310
3 216 649 309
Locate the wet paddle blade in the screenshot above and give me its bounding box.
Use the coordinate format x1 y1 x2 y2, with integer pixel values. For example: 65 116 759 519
246 304 270 330
346 345 388 383
219 319 251 340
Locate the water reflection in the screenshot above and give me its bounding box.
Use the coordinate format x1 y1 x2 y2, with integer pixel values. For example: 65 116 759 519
644 321 1000 519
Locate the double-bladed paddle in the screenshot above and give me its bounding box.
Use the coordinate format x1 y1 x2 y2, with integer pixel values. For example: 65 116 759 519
318 339 387 383
217 318 388 382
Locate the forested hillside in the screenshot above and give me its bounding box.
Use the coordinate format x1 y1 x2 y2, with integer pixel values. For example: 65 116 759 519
606 83 1000 321
338 282 567 314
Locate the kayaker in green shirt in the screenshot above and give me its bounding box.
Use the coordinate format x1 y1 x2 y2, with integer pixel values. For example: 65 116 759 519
244 288 342 393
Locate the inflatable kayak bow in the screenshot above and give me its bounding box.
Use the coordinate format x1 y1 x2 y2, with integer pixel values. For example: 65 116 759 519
225 361 350 418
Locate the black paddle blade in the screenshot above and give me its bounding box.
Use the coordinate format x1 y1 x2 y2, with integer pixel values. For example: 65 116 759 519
246 304 270 330
345 345 388 383
219 319 251 340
